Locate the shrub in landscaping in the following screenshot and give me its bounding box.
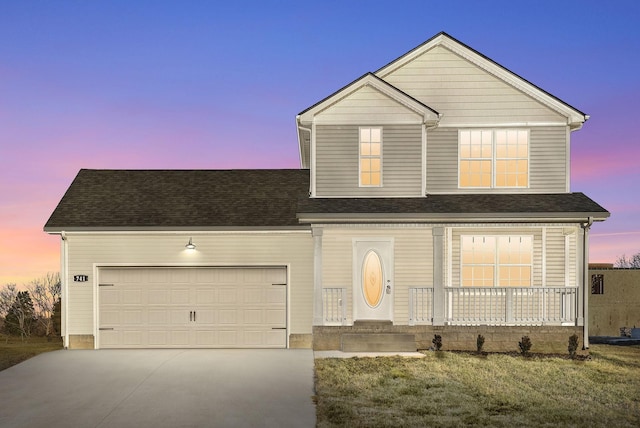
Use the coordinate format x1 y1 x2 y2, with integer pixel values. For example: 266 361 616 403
476 334 485 353
432 334 442 351
518 335 532 355
568 334 580 359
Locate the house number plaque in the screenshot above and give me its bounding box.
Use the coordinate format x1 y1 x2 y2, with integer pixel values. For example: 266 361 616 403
73 275 89 282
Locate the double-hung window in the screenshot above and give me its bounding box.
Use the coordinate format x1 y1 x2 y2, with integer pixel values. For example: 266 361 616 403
459 129 529 188
461 235 532 287
359 127 382 186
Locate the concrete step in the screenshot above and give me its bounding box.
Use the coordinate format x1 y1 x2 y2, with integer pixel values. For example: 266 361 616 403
341 333 416 352
353 320 393 328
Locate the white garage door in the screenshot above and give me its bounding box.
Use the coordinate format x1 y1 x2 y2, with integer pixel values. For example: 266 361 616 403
98 267 287 349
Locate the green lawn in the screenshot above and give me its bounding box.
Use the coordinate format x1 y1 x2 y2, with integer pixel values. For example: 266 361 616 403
315 345 640 427
0 334 63 372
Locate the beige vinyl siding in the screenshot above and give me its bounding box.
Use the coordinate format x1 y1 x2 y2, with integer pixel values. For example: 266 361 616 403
64 232 313 337
321 225 433 324
426 126 568 193
529 127 568 192
426 128 458 192
314 85 423 124
545 228 566 287
315 124 423 197
380 45 566 125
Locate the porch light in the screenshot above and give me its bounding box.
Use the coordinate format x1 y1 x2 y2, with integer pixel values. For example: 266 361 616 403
185 237 196 250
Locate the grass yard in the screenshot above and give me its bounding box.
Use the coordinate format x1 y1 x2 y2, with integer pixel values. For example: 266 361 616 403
315 345 640 427
0 333 63 372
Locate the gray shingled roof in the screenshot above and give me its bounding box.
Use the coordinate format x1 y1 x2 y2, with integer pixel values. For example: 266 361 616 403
45 169 609 231
297 193 609 218
44 169 311 230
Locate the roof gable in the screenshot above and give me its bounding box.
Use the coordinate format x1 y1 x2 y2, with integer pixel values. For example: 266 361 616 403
375 32 587 127
298 73 440 124
297 73 439 168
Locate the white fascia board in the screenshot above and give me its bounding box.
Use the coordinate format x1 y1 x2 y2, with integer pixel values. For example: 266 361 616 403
375 33 587 127
297 213 609 224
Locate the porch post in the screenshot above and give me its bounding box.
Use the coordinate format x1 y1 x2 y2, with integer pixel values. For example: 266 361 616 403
432 226 445 326
312 226 324 326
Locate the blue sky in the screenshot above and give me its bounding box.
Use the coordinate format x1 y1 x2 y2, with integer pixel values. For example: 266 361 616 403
1 0 639 284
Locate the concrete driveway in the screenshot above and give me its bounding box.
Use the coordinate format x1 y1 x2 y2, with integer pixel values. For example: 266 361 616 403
0 349 315 428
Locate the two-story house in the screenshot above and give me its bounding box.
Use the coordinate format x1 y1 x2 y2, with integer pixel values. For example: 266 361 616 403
45 32 608 352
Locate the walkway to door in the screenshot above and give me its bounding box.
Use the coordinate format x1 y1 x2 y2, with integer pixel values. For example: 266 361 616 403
0 349 315 428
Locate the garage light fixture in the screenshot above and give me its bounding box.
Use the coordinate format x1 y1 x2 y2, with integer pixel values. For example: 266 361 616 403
185 237 196 250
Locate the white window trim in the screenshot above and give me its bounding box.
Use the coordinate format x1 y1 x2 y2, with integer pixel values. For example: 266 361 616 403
458 129 530 189
359 126 383 187
460 235 534 287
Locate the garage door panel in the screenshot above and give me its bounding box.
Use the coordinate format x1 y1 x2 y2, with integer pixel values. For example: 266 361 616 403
243 309 263 324
218 309 238 324
267 286 286 303
170 330 190 346
266 309 286 325
148 289 170 304
101 310 120 325
148 309 170 324
122 310 143 324
99 267 287 349
219 288 238 303
170 289 190 305
122 290 143 304
148 330 169 346
123 331 143 345
195 288 216 305
195 309 215 324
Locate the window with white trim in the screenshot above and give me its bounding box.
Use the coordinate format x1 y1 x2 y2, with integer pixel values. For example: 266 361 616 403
461 235 532 287
359 127 382 186
459 129 529 188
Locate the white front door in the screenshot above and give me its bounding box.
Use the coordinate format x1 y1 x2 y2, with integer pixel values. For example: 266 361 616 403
353 239 394 321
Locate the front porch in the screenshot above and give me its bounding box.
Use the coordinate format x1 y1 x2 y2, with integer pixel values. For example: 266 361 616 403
323 286 579 327
319 286 582 352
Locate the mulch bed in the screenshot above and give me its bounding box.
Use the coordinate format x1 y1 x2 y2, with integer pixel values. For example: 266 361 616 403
422 349 591 361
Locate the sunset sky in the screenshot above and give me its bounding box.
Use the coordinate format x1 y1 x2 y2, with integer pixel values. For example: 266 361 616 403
1 1 639 286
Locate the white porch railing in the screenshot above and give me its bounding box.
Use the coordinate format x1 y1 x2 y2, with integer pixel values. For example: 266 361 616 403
445 287 577 325
408 286 577 326
322 288 347 325
409 287 434 325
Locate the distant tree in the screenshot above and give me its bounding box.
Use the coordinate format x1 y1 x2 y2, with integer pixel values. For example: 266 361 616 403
26 272 61 337
4 291 36 340
52 298 62 336
615 252 640 268
0 284 18 320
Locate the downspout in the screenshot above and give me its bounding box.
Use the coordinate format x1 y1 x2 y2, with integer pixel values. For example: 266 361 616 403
423 116 441 197
60 231 69 349
581 217 593 349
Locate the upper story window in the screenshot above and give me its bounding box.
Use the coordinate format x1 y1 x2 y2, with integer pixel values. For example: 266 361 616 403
459 129 529 188
461 235 532 287
360 127 382 187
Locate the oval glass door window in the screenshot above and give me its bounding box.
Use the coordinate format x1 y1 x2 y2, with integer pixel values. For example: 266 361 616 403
362 250 384 308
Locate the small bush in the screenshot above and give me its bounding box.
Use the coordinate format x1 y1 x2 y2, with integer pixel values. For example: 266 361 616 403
432 334 443 351
568 334 580 359
518 336 532 356
476 334 485 353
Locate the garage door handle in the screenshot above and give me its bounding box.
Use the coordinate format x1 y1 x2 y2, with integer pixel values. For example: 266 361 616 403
189 311 193 322
271 327 286 330
193 311 196 322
